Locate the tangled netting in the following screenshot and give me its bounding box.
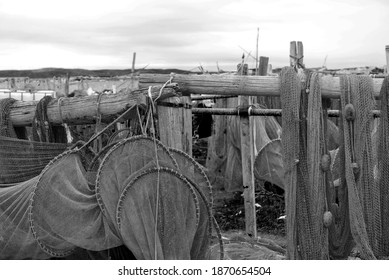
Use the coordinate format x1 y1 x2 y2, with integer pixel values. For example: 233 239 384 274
280 67 389 259
0 134 221 260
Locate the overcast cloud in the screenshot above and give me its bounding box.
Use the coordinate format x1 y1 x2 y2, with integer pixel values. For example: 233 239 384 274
0 0 388 71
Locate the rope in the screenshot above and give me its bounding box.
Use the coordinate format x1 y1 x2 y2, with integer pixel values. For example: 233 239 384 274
94 93 106 152
147 86 162 260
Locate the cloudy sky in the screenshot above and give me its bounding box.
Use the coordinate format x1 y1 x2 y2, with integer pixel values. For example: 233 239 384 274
0 0 388 71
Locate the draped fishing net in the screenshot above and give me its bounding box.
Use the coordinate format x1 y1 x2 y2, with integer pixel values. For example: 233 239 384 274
167 148 215 259
378 76 389 256
0 98 67 185
224 107 282 192
117 168 199 260
95 136 179 229
1 133 218 259
281 67 389 259
254 139 285 190
280 68 329 259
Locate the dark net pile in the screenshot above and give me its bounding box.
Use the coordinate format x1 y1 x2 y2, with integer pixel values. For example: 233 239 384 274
280 67 389 259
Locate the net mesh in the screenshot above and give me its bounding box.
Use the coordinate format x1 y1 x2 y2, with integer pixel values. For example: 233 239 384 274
281 68 330 259
281 68 389 259
338 75 378 259
254 139 285 190
117 167 199 260
0 97 68 185
168 148 213 259
1 132 218 259
378 76 389 256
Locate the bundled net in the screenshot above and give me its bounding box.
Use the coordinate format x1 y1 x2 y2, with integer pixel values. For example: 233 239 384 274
32 96 67 143
337 75 380 259
281 67 389 259
280 67 330 259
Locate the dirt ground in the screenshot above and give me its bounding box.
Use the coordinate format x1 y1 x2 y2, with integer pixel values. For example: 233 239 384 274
211 188 286 260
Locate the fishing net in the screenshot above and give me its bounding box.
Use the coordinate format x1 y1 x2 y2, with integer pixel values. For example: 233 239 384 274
378 76 389 256
32 96 67 143
95 136 178 228
338 75 380 259
254 139 285 190
280 68 330 259
0 177 49 259
281 66 389 259
168 148 213 259
29 150 122 258
0 137 68 185
117 167 199 260
1 134 218 259
0 98 68 185
0 98 27 139
224 107 282 192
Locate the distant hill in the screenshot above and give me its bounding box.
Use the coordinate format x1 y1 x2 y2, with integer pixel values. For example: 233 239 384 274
0 68 195 78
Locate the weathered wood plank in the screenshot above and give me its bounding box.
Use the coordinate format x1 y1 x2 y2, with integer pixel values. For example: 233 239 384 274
139 73 383 99
157 96 192 155
9 85 180 126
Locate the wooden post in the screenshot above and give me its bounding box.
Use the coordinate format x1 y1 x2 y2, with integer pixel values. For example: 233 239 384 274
297 41 304 68
256 56 269 105
157 96 192 155
386 45 389 74
238 63 257 238
65 73 70 97
258 56 269 76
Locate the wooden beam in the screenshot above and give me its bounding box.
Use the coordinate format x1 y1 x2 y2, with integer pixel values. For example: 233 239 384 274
157 96 192 155
9 85 180 127
385 45 389 74
139 74 383 99
192 107 381 117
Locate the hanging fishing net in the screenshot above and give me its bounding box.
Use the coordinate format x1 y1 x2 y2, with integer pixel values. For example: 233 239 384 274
95 136 178 228
29 150 122 258
0 98 68 185
117 167 199 260
337 75 381 259
224 109 281 192
0 137 68 185
0 177 49 259
1 132 219 259
168 147 213 259
281 66 389 259
254 139 285 190
280 68 330 259
377 76 389 256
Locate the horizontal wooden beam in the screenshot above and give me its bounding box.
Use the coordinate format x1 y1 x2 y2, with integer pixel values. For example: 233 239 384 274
9 84 180 127
139 73 384 99
192 107 381 118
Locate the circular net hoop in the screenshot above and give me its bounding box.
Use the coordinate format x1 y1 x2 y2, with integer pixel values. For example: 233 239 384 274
254 139 285 190
116 167 200 260
168 147 214 259
29 150 79 258
95 136 178 226
29 149 122 258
